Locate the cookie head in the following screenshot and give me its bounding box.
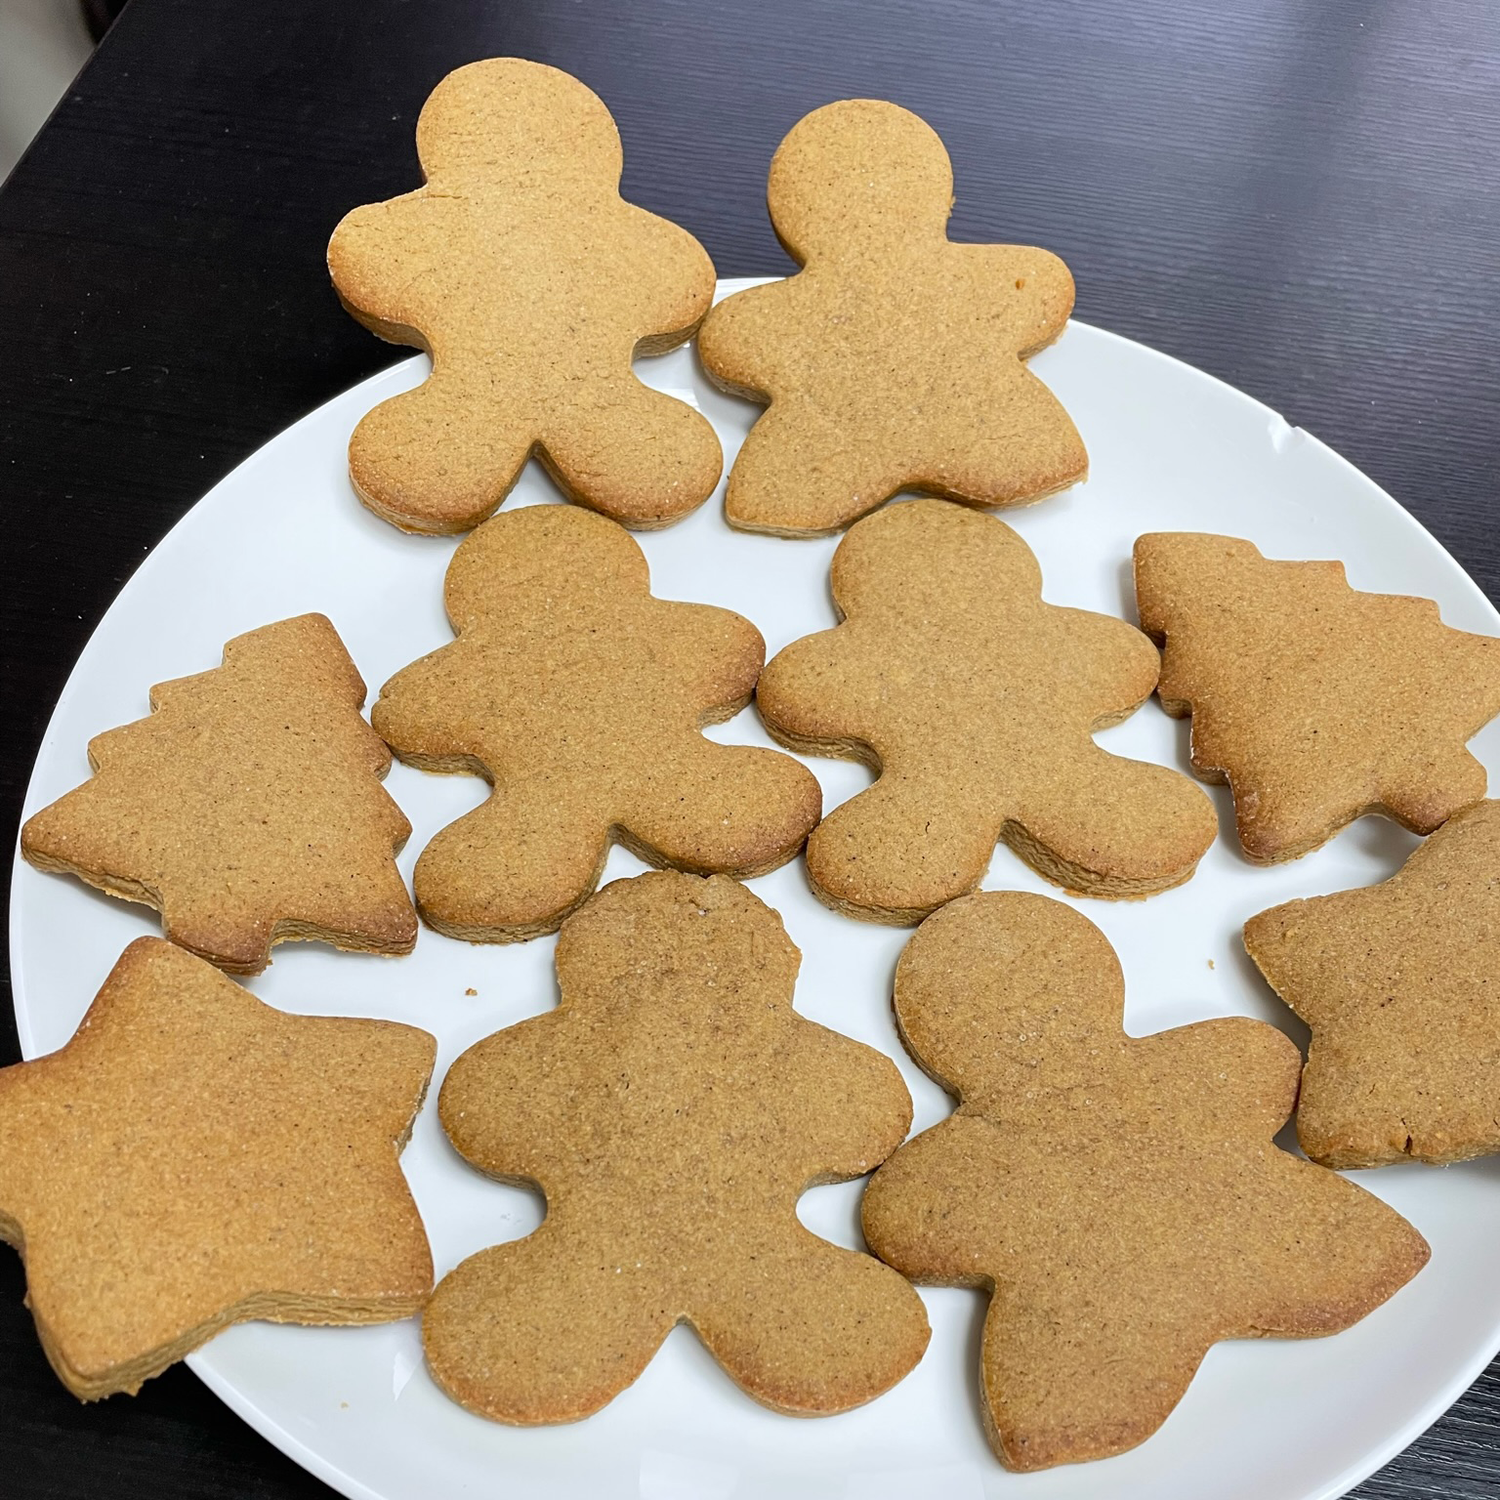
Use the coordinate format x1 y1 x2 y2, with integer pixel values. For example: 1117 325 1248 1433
895 892 1123 1100
557 870 801 1005
768 99 954 260
443 504 650 632
829 496 1043 621
415 57 622 185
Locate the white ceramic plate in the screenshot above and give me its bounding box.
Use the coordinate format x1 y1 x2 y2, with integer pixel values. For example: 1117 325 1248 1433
12 280 1500 1500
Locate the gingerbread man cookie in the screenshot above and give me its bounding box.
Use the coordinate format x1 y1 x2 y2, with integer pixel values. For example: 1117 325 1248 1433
424 871 929 1422
1245 799 1500 1167
21 614 416 974
329 58 722 534
373 504 821 941
1135 532 1500 862
0 938 434 1399
862 892 1429 1470
697 99 1086 536
756 500 1215 920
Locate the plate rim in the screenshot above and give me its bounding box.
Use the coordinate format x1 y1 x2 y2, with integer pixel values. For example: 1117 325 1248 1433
9 278 1500 1500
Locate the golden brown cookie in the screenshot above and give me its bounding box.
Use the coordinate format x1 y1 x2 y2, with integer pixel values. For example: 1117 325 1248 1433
424 871 929 1423
697 99 1085 536
1245 799 1500 1167
328 58 721 535
756 500 1216 920
0 937 435 1400
373 504 822 942
862 891 1429 1471
1135 532 1500 862
21 614 416 975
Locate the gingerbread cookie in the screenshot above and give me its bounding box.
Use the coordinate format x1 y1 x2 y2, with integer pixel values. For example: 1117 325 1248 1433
1245 799 1500 1167
373 504 821 941
0 937 434 1399
328 58 721 535
862 892 1429 1470
697 99 1085 536
756 500 1215 920
21 614 416 975
1135 532 1500 862
424 871 928 1422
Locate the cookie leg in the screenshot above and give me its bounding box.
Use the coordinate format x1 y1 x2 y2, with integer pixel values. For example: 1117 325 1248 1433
349 381 534 535
413 791 609 941
1004 753 1217 896
690 1229 929 1415
804 776 1000 923
917 371 1087 508
980 1289 1206 1469
422 1230 677 1424
724 403 891 537
621 743 821 878
538 381 722 529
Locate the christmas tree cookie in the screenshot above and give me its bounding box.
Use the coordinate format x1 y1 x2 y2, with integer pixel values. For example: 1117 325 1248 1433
1246 799 1500 1167
0 938 434 1399
698 98 1086 535
328 58 721 534
862 892 1429 1469
756 500 1216 920
424 871 929 1422
373 504 821 941
21 614 416 974
1135 532 1500 862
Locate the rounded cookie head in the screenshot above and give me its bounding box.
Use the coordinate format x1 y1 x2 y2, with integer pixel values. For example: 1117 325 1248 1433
768 99 954 262
556 870 802 1003
829 497 1044 622
415 58 622 185
444 504 650 632
895 892 1125 1100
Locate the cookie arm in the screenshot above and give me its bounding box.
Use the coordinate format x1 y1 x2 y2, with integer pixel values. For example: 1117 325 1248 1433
861 1119 1003 1284
782 1022 913 1184
370 647 485 770
328 193 443 339
756 627 884 755
1134 1018 1301 1137
697 280 797 398
620 207 716 350
966 244 1075 358
438 1013 571 1180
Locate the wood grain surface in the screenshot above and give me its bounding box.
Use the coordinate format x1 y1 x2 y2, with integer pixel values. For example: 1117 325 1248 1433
1 0 1498 1494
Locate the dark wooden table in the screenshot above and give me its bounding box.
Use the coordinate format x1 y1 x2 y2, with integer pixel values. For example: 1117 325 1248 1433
3 1 1499 1494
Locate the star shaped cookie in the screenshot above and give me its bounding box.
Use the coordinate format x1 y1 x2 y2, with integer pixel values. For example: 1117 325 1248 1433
21 613 417 974
373 504 822 941
329 58 721 534
423 871 930 1422
756 500 1216 920
1135 532 1500 862
0 938 435 1399
862 891 1428 1470
1245 799 1500 1167
698 98 1086 535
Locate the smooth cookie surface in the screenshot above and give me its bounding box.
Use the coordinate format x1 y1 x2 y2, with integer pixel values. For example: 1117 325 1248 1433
756 500 1216 920
373 505 821 941
1135 532 1500 862
1246 799 1500 1167
862 891 1429 1470
698 98 1086 536
21 613 416 974
424 871 929 1422
0 938 435 1400
329 57 721 534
